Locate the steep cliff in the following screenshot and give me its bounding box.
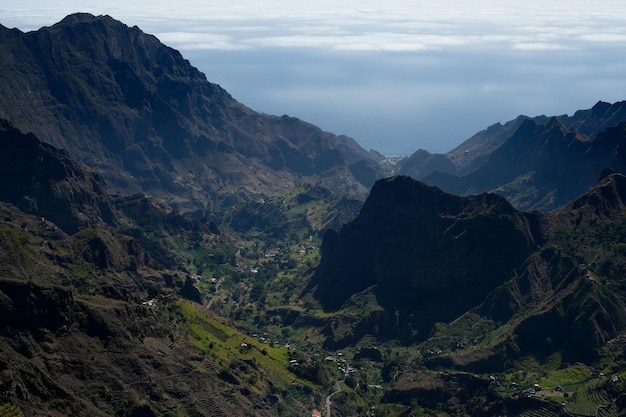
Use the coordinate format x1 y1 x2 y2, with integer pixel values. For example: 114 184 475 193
0 118 115 234
307 174 626 367
306 176 539 341
0 14 383 213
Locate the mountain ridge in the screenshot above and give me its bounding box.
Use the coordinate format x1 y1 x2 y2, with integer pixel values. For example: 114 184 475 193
0 118 116 234
0 121 318 416
397 100 626 211
0 13 384 214
306 173 626 369
305 176 540 343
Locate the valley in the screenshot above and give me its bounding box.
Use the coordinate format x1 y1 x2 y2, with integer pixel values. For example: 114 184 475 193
1 13 626 417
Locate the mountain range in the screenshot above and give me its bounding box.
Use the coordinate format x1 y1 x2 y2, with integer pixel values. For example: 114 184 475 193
305 174 626 363
2 13 626 216
0 13 383 215
2 12 626 417
399 100 626 211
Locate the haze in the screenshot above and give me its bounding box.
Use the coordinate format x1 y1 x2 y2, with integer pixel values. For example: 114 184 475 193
2 0 626 155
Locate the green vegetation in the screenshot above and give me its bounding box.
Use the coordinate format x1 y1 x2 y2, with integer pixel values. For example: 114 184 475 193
163 177 626 416
6 14 626 415
178 300 322 391
0 403 23 417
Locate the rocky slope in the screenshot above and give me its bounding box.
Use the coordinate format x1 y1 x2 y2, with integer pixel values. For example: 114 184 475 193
0 13 384 214
306 174 626 369
398 101 626 211
0 123 314 416
399 115 534 179
304 176 541 344
5 11 626 417
0 118 116 234
426 115 626 211
0 240 290 416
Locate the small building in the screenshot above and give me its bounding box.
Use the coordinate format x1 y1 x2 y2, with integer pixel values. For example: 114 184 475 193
312 410 322 417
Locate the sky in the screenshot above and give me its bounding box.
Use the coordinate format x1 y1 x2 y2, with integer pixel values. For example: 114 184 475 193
2 1 626 155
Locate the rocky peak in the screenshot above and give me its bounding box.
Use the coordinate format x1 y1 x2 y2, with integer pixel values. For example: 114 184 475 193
561 172 626 223
591 100 612 116
564 100 626 138
0 14 381 213
424 109 626 211
307 176 538 339
545 116 569 136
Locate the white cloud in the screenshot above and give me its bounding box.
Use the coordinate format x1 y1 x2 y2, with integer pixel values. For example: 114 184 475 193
3 0 626 53
578 33 626 43
512 42 573 51
156 32 246 50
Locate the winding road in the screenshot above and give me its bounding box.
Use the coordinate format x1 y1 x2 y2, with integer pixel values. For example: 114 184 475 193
206 279 221 309
325 380 344 417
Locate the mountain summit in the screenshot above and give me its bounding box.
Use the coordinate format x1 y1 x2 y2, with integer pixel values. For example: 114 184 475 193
306 176 539 340
0 13 382 213
398 100 626 211
306 174 626 369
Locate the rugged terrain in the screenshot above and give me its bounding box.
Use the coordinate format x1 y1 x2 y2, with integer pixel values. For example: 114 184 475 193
0 13 384 214
303 174 626 415
2 12 626 417
399 101 626 211
0 123 327 416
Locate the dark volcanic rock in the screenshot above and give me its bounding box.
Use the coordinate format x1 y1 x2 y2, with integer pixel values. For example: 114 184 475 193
309 173 626 368
399 101 626 212
424 107 626 211
472 173 626 365
0 14 383 212
0 278 74 332
0 118 116 233
396 149 458 180
562 100 626 138
307 176 539 338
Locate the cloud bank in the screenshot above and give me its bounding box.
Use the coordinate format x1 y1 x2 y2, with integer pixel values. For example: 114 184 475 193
4 1 625 54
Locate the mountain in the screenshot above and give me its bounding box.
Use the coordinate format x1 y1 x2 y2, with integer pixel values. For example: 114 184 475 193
426 116 626 210
399 115 534 179
4 121 626 417
6 11 626 417
0 121 319 416
397 101 626 211
0 118 116 234
305 174 626 370
304 176 540 344
0 209 307 416
0 13 384 214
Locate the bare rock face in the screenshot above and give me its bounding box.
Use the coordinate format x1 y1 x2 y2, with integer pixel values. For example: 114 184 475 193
0 118 116 234
0 14 383 213
308 176 539 338
308 174 626 365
